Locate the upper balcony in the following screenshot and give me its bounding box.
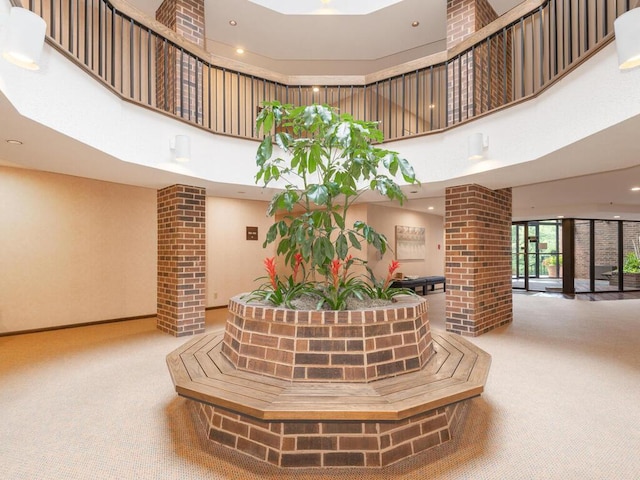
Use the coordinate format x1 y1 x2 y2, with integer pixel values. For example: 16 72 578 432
1 0 640 220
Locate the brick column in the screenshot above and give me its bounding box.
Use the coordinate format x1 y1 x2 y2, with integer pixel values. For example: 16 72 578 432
445 185 512 336
155 0 205 122
157 185 206 336
447 0 505 124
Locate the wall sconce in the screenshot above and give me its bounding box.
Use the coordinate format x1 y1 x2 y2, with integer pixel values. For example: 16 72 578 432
170 135 190 163
1 7 47 71
468 133 488 160
614 8 640 70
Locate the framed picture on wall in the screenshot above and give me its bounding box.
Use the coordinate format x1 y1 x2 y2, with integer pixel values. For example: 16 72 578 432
395 225 426 260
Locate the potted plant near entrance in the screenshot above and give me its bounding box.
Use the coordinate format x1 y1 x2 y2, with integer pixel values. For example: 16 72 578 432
246 101 420 308
610 251 640 288
543 253 562 278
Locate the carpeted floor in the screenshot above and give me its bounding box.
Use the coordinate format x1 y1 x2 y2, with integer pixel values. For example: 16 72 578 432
1 293 639 479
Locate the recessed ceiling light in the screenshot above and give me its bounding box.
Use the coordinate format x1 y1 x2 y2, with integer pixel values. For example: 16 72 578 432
313 87 320 93
631 186 640 191
6 139 23 145
614 215 621 218
236 48 244 54
428 104 435 109
428 206 434 210
411 21 419 27
229 20 237 26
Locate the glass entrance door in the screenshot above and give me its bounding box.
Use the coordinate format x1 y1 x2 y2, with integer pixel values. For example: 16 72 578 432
512 220 563 292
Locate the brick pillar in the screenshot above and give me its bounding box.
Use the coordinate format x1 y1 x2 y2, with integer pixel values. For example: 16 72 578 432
155 0 205 122
446 0 500 124
157 185 206 336
445 184 512 336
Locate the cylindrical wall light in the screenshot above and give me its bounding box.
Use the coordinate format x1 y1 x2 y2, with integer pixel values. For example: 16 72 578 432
172 135 191 163
614 8 640 70
2 7 47 71
468 133 488 160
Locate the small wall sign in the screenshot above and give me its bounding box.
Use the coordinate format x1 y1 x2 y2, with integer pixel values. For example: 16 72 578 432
246 226 258 241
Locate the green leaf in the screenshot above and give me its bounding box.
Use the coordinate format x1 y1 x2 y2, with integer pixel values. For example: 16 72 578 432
336 233 348 259
256 137 272 167
274 132 291 151
307 184 329 205
336 122 351 145
264 222 278 245
398 157 417 182
348 231 361 250
333 211 345 230
302 106 317 127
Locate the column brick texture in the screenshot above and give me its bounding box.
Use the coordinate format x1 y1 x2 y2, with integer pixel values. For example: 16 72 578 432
155 0 205 122
157 184 206 336
446 0 511 124
445 185 513 336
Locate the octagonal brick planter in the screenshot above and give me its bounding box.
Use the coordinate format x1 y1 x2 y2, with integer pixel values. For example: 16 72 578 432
221 294 434 383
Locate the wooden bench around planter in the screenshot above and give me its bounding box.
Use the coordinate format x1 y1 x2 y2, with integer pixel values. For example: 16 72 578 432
167 330 489 421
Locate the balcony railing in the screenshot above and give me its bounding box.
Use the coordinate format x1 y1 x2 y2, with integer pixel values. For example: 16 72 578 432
24 0 631 141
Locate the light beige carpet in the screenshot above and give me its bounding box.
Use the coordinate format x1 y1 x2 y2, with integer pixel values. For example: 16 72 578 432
1 293 639 479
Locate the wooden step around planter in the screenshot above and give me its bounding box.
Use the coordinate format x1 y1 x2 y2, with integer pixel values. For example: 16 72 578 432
167 329 491 421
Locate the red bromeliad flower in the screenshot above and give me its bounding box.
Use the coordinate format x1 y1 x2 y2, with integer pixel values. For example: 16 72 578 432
264 257 277 290
292 253 304 282
330 258 341 289
342 254 353 281
384 260 401 288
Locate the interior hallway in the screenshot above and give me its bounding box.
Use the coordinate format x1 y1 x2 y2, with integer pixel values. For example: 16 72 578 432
1 293 639 479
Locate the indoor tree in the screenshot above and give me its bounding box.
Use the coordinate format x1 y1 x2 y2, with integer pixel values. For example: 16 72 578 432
249 101 419 309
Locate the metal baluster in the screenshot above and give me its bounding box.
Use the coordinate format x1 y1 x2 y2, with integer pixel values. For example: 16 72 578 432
429 66 434 130
222 68 226 132
444 60 448 127
520 18 525 98
129 19 134 99
539 6 545 90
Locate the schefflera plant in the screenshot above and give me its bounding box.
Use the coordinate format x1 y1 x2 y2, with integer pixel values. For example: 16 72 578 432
254 101 419 306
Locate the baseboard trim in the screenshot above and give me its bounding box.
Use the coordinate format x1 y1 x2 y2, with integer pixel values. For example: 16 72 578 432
1 305 228 337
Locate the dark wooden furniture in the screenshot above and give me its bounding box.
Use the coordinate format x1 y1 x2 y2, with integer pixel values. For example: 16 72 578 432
391 276 446 295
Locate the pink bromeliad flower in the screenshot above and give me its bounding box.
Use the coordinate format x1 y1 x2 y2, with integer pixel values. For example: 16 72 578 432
264 257 277 290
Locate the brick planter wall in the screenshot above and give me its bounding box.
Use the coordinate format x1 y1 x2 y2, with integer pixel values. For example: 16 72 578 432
222 295 433 383
192 399 467 468
445 184 512 336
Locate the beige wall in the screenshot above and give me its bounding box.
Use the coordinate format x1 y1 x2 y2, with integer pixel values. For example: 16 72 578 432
366 204 445 280
0 166 445 334
206 197 274 306
0 167 157 333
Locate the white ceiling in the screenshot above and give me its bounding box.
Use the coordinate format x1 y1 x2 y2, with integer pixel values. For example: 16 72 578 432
1 0 640 221
126 0 522 75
